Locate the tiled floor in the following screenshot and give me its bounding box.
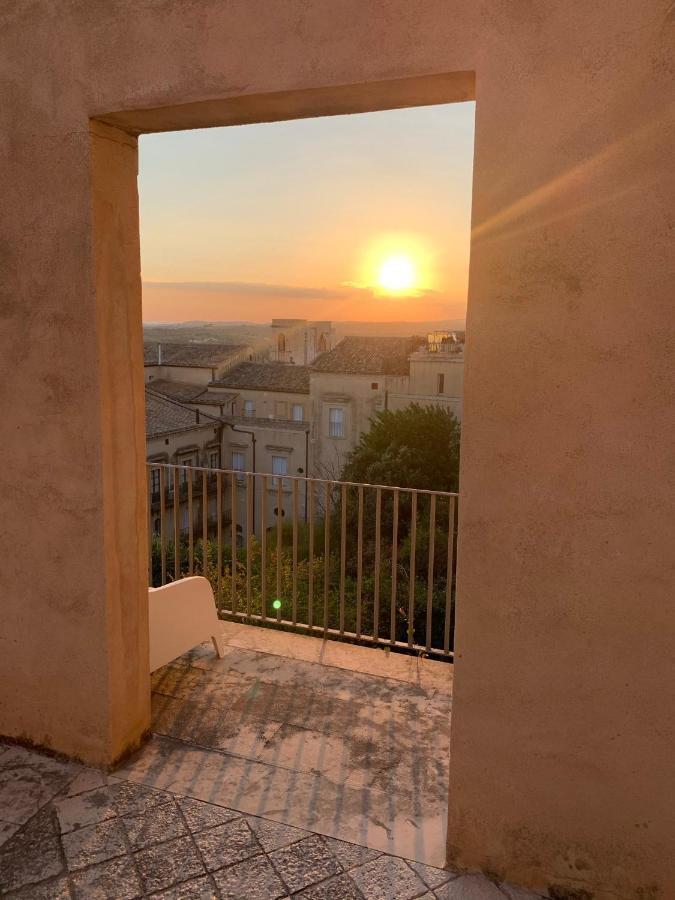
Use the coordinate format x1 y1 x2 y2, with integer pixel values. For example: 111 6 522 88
0 628 544 898
0 742 540 898
130 623 454 866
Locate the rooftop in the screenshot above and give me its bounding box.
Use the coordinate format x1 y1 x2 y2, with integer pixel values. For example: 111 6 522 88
148 380 239 408
144 341 248 368
212 361 312 394
145 389 217 439
312 336 424 376
196 390 240 407
146 379 212 403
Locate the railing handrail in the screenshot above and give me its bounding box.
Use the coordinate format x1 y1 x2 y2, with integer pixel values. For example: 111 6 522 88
146 461 459 499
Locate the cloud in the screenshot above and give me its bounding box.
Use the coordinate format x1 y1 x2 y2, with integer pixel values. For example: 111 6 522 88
340 281 443 299
142 280 350 300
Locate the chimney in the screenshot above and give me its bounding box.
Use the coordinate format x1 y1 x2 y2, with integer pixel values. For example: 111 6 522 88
157 342 163 365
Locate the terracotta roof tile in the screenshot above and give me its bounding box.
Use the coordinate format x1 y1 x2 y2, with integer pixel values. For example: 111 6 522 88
144 341 247 367
311 336 422 376
145 390 216 438
212 362 311 394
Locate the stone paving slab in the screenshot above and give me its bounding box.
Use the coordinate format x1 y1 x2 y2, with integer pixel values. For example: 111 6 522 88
142 640 452 866
0 743 547 899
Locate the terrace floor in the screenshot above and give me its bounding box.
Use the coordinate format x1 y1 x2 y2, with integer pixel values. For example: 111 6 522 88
0 625 543 899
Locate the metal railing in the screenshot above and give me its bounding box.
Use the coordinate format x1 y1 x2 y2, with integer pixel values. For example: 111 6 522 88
147 462 458 659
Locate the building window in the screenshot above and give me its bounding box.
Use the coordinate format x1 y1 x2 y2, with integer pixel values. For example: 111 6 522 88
231 450 246 484
371 382 379 390
274 400 288 419
271 455 289 488
179 456 194 484
244 400 255 417
209 450 220 469
277 333 286 353
291 403 304 422
437 373 445 395
328 407 345 438
151 469 160 495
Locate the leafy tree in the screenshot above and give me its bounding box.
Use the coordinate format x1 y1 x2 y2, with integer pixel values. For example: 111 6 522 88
341 404 460 492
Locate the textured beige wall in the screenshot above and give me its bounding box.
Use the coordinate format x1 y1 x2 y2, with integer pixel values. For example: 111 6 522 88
230 388 309 421
0 110 150 763
408 356 464 399
309 372 404 475
146 425 222 465
1 2 673 895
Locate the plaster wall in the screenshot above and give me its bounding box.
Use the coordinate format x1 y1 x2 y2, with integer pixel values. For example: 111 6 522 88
146 424 222 466
409 355 464 400
225 425 309 539
229 387 309 422
1 2 673 897
309 372 399 476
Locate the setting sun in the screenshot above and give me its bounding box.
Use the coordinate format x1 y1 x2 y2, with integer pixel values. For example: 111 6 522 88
357 231 436 300
378 255 417 292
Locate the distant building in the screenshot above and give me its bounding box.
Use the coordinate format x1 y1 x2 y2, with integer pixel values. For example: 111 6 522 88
144 341 253 386
145 388 225 539
270 319 335 365
309 336 424 476
144 328 464 535
388 330 464 419
147 379 238 418
209 361 311 534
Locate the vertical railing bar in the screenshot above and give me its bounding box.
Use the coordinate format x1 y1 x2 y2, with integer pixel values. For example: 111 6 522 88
443 495 456 655
216 471 222 607
323 481 330 632
373 487 381 643
390 488 399 644
188 470 194 576
147 468 153 587
339 483 347 635
202 469 208 578
159 467 166 586
173 467 179 582
308 480 314 629
276 478 283 622
408 491 417 647
231 472 237 615
261 474 267 620
292 478 298 626
246 473 253 617
356 485 363 639
426 493 436 652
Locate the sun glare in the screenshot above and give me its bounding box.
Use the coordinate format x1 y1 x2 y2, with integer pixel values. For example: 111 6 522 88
357 232 434 297
378 255 416 293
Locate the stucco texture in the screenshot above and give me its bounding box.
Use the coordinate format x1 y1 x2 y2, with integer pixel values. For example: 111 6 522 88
1 2 673 898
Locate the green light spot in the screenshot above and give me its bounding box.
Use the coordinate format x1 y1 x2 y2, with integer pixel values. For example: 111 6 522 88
272 599 282 610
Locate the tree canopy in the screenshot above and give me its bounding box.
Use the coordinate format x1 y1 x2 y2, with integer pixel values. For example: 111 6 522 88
341 403 461 492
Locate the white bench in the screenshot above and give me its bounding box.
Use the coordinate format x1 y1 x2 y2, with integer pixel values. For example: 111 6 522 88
148 576 226 672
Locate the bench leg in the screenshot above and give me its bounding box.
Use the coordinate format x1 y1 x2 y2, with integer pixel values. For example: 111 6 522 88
211 630 226 659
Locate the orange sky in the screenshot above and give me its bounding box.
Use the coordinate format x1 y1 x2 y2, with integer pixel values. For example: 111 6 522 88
139 103 475 323
142 282 469 324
